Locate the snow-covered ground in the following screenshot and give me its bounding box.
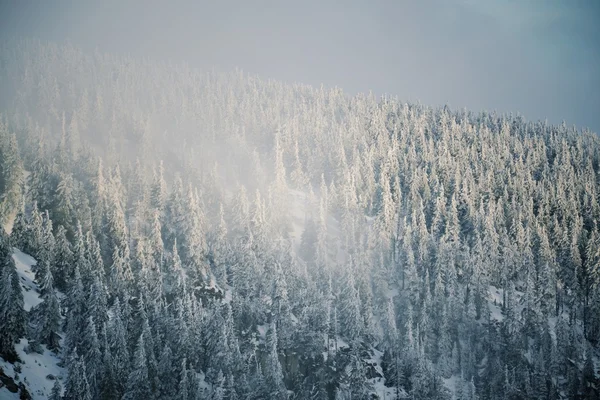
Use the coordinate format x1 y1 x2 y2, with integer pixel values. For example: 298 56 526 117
488 285 504 322
443 375 460 399
12 249 41 312
369 347 401 400
0 339 64 399
0 249 65 399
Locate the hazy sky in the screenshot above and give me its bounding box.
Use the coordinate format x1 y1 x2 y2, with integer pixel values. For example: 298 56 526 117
1 0 599 133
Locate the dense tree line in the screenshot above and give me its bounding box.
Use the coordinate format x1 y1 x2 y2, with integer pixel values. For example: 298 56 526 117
0 39 599 399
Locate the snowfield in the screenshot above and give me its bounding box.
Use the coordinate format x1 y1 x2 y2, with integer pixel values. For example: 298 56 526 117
0 249 65 399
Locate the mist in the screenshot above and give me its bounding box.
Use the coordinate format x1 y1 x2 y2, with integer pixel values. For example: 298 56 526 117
1 0 599 133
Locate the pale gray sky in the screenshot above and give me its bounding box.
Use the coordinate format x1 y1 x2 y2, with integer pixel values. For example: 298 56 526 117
1 0 599 132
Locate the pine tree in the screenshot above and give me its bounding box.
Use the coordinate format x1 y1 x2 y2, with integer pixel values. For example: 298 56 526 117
108 299 130 396
49 379 62 400
106 165 129 264
100 325 118 400
122 333 151 400
226 373 239 400
158 344 176 399
64 350 92 400
151 160 167 213
9 200 27 250
110 245 133 298
212 370 226 400
178 358 189 400
209 203 230 285
81 316 102 398
265 322 288 400
52 224 73 291
0 230 25 360
55 172 76 229
63 262 87 355
350 344 375 398
29 269 61 351
338 266 362 341
166 241 186 300
150 208 164 265
0 129 24 225
24 201 44 260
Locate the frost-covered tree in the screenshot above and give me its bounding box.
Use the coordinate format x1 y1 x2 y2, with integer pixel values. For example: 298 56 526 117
29 269 61 351
1 39 600 400
64 351 92 400
265 323 288 400
0 230 25 360
122 333 151 400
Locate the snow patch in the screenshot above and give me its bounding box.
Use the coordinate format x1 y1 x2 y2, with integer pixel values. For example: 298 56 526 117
368 347 399 399
0 249 65 399
0 340 65 399
222 288 232 304
488 285 504 322
12 248 40 312
257 324 269 342
385 287 399 300
443 375 460 398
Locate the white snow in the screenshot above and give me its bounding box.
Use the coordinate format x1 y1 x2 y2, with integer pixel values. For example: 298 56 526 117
0 340 65 399
0 249 65 400
0 389 19 400
369 347 400 399
488 286 504 322
336 337 350 350
385 287 399 300
372 378 398 400
12 248 41 312
222 287 232 304
443 375 460 398
257 324 269 342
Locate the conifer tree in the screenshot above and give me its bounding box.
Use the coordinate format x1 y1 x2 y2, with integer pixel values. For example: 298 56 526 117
0 230 25 360
29 269 61 351
265 323 288 400
64 350 92 400
9 199 27 250
49 379 62 400
122 333 151 400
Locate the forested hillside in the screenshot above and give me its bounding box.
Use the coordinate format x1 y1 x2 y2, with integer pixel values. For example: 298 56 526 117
0 39 599 399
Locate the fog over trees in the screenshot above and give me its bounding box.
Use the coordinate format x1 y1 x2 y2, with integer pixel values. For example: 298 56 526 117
0 39 599 399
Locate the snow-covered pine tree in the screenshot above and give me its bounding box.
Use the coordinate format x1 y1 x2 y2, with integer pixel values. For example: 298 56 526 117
63 350 92 400
122 333 151 400
0 229 25 361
